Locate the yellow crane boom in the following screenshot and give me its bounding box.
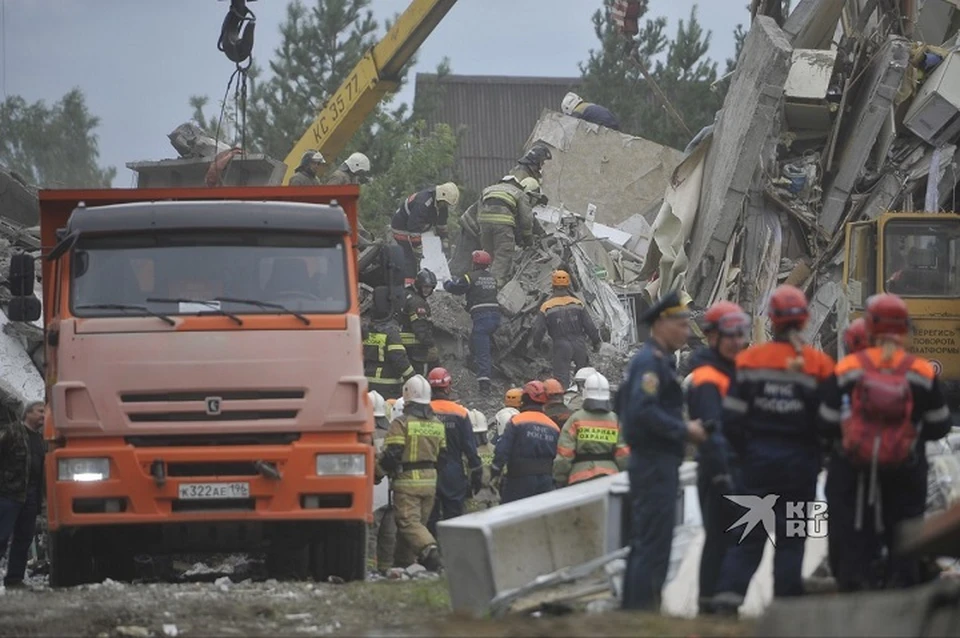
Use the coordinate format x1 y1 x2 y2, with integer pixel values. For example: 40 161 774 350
282 0 458 184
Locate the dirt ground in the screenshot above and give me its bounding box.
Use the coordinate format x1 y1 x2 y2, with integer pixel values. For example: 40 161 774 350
0 575 751 637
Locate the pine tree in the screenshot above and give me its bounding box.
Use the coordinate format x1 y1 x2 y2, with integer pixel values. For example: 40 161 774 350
0 88 116 188
579 1 725 150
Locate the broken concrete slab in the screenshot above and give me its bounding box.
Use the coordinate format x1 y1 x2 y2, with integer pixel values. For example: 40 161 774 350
688 16 793 307
524 110 683 227
782 0 847 50
820 36 910 234
0 168 39 227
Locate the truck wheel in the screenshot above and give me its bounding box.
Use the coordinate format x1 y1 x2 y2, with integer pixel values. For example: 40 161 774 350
265 542 310 581
310 522 366 582
48 530 96 588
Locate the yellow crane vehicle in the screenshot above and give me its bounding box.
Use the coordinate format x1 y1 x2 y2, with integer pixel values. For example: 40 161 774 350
843 211 960 424
281 0 458 184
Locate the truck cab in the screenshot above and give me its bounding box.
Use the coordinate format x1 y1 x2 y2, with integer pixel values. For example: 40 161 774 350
843 212 960 424
6 186 373 586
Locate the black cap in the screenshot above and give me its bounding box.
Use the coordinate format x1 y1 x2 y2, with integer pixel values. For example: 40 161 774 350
640 290 691 326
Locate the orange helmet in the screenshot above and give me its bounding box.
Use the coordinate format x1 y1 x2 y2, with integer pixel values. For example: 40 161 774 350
703 301 750 336
543 378 564 397
768 285 809 330
864 293 909 337
843 318 869 353
504 388 523 409
551 270 571 287
523 380 548 404
427 367 452 389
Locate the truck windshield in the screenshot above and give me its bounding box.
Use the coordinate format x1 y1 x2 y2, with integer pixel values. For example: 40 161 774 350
71 231 350 317
883 219 960 298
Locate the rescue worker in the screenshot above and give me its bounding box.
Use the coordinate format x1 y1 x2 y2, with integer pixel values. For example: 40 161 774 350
478 174 535 286
289 150 327 186
554 372 629 487
368 391 397 574
619 290 708 612
399 269 439 376
712 285 835 612
0 401 45 589
565 366 597 413
843 317 869 355
325 152 371 185
543 378 572 429
510 144 552 183
380 375 445 572
426 367 483 537
391 182 460 284
443 250 501 395
819 294 951 592
491 381 560 503
686 301 750 615
363 286 415 400
560 92 621 131
530 270 602 388
464 410 499 512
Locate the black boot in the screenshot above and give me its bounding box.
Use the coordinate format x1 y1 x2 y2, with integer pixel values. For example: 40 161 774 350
420 544 442 572
478 379 491 395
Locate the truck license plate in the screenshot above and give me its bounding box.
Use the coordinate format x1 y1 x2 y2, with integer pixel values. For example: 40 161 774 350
178 482 250 500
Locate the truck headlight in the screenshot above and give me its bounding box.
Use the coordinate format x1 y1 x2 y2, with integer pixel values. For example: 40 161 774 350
58 458 110 482
315 454 366 476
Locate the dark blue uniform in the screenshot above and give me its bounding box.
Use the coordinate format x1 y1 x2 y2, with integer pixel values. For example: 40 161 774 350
443 268 501 383
573 102 621 131
427 399 482 536
492 409 560 503
618 338 687 611
686 346 742 613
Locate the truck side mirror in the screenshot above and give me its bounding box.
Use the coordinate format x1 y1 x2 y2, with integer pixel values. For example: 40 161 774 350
8 296 41 323
8 253 36 297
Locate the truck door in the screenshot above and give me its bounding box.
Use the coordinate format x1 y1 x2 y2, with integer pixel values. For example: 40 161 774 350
842 221 878 314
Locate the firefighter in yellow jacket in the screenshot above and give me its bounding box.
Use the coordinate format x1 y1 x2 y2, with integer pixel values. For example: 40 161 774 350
380 374 446 572
554 372 629 486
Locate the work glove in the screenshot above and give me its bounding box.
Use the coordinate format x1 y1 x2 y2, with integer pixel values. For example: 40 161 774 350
470 467 483 496
426 345 440 362
443 280 453 292
441 238 450 254
592 340 601 353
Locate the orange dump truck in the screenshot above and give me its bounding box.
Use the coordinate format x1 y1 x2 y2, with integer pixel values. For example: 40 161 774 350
5 186 374 586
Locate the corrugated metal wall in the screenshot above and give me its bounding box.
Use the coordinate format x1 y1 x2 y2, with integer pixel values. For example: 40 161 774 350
415 74 581 194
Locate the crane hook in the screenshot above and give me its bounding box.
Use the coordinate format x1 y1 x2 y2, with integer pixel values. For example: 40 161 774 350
217 0 256 66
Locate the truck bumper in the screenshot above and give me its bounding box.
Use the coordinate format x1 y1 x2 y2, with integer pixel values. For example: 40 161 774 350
46 433 373 531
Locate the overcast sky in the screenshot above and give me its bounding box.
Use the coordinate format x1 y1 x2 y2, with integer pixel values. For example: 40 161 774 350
1 0 749 186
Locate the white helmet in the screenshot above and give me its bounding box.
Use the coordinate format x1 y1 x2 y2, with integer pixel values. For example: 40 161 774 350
561 92 583 115
469 409 488 434
393 397 405 416
573 367 598 387
403 374 432 405
368 391 386 417
301 150 326 166
494 407 519 437
582 372 610 402
520 177 540 194
345 152 370 174
435 182 460 208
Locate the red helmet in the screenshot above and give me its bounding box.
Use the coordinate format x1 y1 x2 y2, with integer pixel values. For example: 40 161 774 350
472 250 492 267
427 367 452 389
843 318 869 353
768 285 809 329
703 301 750 336
523 380 548 404
864 294 909 337
543 378 564 397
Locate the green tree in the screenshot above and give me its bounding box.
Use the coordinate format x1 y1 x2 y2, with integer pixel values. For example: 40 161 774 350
0 88 116 188
579 1 724 150
359 121 458 232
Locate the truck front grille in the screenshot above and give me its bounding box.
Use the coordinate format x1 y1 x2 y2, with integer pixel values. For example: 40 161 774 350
125 433 301 447
121 390 305 403
171 498 256 513
167 461 260 477
128 410 298 423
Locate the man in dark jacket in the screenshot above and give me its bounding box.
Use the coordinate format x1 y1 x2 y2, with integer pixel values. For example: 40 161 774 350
561 92 621 131
288 150 326 186
0 401 46 588
686 301 750 615
443 250 500 395
492 381 560 503
530 270 602 388
509 144 552 183
619 290 707 612
363 287 416 399
391 183 460 284
399 269 439 377
426 368 482 537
